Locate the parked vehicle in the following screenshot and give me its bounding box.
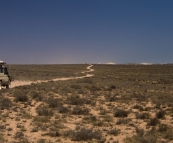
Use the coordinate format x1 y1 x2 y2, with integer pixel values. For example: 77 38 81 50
0 60 12 90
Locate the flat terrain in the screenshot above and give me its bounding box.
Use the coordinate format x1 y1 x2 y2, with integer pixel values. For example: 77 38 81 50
1 64 173 143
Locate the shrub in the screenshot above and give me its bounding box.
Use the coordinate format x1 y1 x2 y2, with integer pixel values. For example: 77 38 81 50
99 107 108 115
67 95 91 105
14 90 28 102
164 128 173 140
47 98 61 108
89 85 101 91
0 98 12 110
148 118 159 126
15 131 24 139
37 108 54 116
0 125 5 131
33 116 49 123
109 95 119 102
72 106 89 115
82 115 97 124
29 91 43 101
58 105 70 113
72 128 102 141
93 120 105 127
37 139 46 143
47 131 60 137
81 78 93 84
114 109 128 117
124 134 157 143
116 118 131 125
110 85 116 89
71 84 81 89
102 115 114 122
156 110 165 119
133 104 143 111
0 134 4 142
158 124 168 132
108 128 120 136
124 128 158 143
136 112 150 119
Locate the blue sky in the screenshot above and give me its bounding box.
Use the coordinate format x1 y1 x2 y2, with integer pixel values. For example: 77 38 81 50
0 0 173 64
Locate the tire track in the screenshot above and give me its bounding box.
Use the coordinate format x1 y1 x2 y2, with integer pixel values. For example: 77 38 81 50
11 65 94 88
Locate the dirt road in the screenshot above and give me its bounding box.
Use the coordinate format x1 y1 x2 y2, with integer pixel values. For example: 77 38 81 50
11 65 94 88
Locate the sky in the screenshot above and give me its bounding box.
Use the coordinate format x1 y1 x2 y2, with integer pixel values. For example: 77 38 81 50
0 0 173 64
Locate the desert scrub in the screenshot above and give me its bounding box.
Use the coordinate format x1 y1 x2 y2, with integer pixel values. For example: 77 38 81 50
105 93 119 102
57 105 70 113
108 128 120 136
89 85 101 92
10 64 87 81
46 97 62 108
155 110 165 119
124 131 158 143
0 134 4 142
29 91 44 101
82 115 105 126
66 95 84 105
15 131 24 139
135 112 150 119
13 90 28 102
70 84 81 89
0 125 5 131
133 104 144 111
45 130 60 137
82 115 97 124
50 120 65 130
66 95 92 105
114 109 129 118
76 78 94 84
65 128 103 141
116 118 131 125
37 107 54 116
33 116 50 123
101 115 114 122
99 107 108 115
37 138 46 143
162 128 173 140
21 112 32 119
0 97 12 110
72 106 90 115
147 118 160 126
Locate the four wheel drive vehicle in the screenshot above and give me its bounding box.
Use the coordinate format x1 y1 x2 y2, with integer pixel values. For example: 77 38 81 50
0 64 12 90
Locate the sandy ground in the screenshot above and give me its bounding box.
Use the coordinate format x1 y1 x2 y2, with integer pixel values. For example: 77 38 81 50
1 65 95 143
2 64 173 143
11 65 94 88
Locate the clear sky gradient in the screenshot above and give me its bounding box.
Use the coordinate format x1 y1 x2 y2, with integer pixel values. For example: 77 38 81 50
0 0 173 64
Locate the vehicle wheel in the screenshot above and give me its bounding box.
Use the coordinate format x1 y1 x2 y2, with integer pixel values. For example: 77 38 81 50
0 81 2 90
6 82 11 89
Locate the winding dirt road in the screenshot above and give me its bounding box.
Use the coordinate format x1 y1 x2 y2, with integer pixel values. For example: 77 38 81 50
11 65 94 88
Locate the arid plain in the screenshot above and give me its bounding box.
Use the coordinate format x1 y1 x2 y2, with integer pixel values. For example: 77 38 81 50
0 64 173 143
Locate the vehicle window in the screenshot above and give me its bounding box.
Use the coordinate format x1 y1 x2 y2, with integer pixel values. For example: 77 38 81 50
4 68 8 75
0 66 2 73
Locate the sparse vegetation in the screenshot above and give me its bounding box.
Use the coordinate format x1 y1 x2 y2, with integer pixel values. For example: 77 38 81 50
1 64 173 142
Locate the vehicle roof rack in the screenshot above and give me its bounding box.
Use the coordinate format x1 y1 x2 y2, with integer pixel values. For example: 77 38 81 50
0 60 6 65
